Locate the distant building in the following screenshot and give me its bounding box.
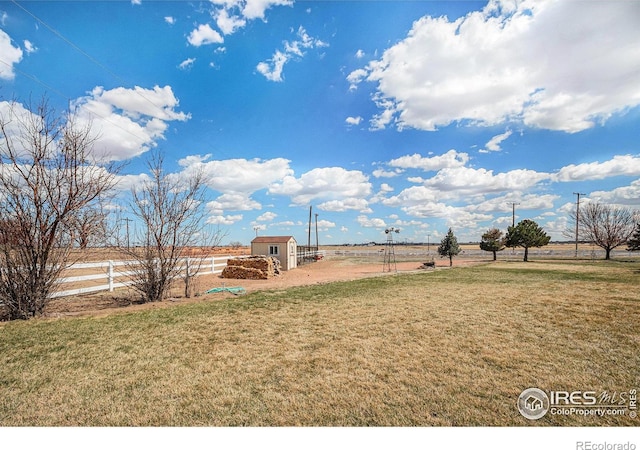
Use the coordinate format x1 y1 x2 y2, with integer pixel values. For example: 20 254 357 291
251 236 298 271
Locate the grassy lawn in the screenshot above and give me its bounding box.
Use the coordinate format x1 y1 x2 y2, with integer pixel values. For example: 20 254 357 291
0 260 638 426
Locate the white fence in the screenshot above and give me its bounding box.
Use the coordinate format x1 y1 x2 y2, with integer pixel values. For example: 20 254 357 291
326 248 636 259
52 256 232 298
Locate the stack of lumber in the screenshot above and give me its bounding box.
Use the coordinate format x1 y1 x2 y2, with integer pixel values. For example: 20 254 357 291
221 256 280 280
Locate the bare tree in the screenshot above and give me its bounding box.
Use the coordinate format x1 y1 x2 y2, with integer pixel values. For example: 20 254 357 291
0 98 119 319
569 202 637 260
72 206 110 250
123 152 221 303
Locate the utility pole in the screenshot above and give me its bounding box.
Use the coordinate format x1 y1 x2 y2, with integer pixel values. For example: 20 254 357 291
253 226 259 237
573 192 586 258
307 205 312 249
507 202 520 256
507 202 520 227
124 217 132 250
315 213 319 248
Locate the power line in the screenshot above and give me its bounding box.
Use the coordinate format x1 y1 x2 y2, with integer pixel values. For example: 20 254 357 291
1 57 151 147
10 0 175 121
0 57 70 101
6 0 272 231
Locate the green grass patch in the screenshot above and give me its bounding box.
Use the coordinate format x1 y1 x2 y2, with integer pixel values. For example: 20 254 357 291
0 260 638 426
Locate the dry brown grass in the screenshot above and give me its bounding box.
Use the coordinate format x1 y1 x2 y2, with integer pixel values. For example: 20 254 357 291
0 259 638 426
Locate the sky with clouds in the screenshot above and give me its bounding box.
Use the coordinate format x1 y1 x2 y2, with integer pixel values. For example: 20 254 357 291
1 0 639 245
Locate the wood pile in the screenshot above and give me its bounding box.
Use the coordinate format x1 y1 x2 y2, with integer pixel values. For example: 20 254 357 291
221 256 281 280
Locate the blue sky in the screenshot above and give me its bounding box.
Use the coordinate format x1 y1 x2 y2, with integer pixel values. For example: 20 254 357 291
1 0 639 245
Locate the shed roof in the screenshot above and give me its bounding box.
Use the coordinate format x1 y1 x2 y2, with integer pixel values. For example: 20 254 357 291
251 236 296 244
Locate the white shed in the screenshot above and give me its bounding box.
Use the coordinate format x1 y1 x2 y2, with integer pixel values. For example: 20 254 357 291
250 236 298 271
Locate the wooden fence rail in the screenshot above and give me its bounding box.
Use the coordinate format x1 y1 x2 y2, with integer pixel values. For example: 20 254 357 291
51 256 232 298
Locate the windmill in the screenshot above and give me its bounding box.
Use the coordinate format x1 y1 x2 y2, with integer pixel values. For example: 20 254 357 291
382 227 400 272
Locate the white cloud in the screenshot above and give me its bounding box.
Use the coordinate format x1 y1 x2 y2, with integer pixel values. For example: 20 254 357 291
393 219 423 228
23 40 37 54
382 164 552 226
345 116 362 126
318 198 372 213
543 216 571 239
396 199 493 228
467 193 559 214
82 85 189 121
355 49 365 59
207 193 262 214
269 167 372 206
347 68 368 91
554 155 640 182
178 155 293 195
382 185 439 208
207 214 243 225
423 166 550 197
204 0 292 41
370 183 395 204
388 150 469 171
250 223 268 232
256 50 288 82
241 0 293 20
257 26 327 82
188 24 224 47
0 101 39 154
372 168 401 178
369 97 396 130
131 0 142 5
316 219 336 231
0 30 23 80
357 215 387 228
350 0 640 133
178 58 196 70
215 8 246 35
480 129 512 153
164 16 176 25
256 211 277 221
589 179 640 207
71 85 190 161
113 173 151 193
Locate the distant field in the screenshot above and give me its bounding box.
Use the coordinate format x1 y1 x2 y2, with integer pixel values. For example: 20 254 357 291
1 259 638 426
321 242 637 259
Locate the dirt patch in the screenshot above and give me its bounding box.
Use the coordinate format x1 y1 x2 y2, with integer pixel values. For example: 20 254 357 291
43 257 482 319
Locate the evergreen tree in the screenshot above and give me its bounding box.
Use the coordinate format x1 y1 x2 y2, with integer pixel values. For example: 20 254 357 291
627 222 640 252
438 228 461 267
505 219 550 262
479 228 505 261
